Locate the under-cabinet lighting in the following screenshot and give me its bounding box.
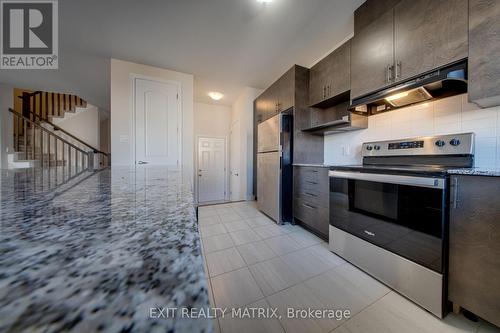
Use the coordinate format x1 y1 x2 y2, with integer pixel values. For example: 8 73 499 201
385 91 409 102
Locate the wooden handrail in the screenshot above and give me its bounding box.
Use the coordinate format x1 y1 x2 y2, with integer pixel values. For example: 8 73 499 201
9 108 88 155
25 109 109 156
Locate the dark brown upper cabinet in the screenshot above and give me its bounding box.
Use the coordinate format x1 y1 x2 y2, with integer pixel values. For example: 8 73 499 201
351 10 395 100
278 68 295 112
394 0 468 82
351 0 468 100
254 87 272 124
468 0 500 108
254 68 295 125
309 40 351 107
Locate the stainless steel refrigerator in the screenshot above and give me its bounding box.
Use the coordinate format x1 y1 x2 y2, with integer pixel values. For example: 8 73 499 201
256 113 293 224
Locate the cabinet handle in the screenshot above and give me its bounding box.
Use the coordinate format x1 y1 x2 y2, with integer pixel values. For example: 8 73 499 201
304 192 317 197
327 85 331 97
451 177 459 209
305 180 318 185
303 203 317 210
395 61 401 80
323 86 326 99
387 64 395 83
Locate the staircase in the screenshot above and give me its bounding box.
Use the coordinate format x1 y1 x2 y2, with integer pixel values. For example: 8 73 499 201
8 89 109 170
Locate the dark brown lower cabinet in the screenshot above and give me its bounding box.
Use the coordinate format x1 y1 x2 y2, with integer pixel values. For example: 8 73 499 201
448 175 500 327
293 166 329 239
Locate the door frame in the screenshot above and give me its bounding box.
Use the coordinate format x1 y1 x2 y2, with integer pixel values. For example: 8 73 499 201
229 119 243 201
196 135 229 204
130 73 182 166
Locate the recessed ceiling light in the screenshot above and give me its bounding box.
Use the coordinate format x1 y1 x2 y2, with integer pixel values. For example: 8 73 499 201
256 0 272 3
208 92 224 101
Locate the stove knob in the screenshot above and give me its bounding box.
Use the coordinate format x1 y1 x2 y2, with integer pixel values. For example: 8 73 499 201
366 145 373 151
374 145 381 151
435 140 446 147
450 138 461 146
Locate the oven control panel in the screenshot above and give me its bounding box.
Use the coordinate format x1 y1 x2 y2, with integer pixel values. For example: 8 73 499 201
388 140 424 150
362 133 474 157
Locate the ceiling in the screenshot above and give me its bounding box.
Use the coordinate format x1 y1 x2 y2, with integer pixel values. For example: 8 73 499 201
0 0 364 108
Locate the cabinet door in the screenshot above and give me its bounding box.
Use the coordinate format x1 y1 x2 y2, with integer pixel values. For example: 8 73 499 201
309 57 329 106
327 40 351 99
468 0 500 108
351 10 394 99
449 175 500 327
258 88 275 123
394 0 468 81
254 94 266 124
310 41 350 106
278 68 295 112
267 82 279 118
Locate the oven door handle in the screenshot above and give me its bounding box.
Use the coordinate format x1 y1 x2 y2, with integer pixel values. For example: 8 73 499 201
329 170 445 189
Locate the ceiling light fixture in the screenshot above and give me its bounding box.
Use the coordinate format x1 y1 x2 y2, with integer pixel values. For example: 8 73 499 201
208 92 224 101
256 0 272 3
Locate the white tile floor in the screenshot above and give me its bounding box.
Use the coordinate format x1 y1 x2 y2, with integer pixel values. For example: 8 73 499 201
198 201 500 333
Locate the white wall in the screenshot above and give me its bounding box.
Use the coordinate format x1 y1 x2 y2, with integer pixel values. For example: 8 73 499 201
53 105 100 149
325 94 500 170
194 102 232 202
110 59 194 182
194 102 232 138
0 84 14 169
231 87 263 200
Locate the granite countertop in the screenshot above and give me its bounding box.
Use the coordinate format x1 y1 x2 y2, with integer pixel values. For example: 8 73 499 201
0 166 212 333
447 167 500 177
293 163 331 168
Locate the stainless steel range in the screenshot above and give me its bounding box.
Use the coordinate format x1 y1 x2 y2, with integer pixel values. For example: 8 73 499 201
329 133 474 318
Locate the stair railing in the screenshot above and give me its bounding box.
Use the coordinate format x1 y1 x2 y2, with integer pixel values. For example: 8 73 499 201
9 108 93 172
25 109 110 168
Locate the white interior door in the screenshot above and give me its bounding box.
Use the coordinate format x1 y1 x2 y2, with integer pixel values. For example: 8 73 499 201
135 78 179 165
198 137 226 203
230 120 242 201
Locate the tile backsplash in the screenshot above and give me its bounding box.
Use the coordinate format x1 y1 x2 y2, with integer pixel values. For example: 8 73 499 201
324 94 500 169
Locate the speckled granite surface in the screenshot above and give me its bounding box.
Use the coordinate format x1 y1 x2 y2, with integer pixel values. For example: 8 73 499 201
0 166 212 333
447 168 500 177
293 163 331 168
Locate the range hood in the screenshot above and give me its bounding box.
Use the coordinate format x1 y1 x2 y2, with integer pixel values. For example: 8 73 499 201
350 60 467 114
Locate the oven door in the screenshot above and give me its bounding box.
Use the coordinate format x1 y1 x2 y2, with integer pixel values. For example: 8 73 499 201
329 170 446 273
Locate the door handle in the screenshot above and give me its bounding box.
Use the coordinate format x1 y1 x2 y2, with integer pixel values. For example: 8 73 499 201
234 173 239 176
303 203 317 210
137 161 148 165
364 230 375 237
